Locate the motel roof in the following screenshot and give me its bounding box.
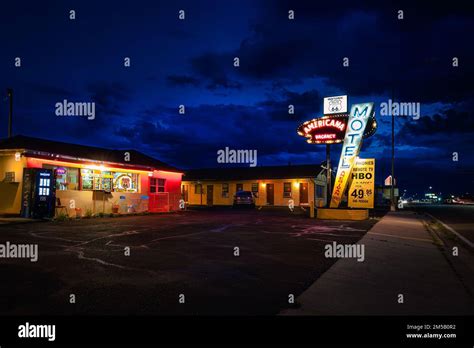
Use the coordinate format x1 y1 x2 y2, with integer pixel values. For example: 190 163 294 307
0 135 181 172
183 165 325 181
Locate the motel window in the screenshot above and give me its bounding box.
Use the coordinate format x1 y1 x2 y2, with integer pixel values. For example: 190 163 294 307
4 172 15 183
150 178 157 193
195 184 202 194
157 179 166 192
236 183 243 192
150 178 165 193
251 183 259 198
222 183 229 198
283 182 292 198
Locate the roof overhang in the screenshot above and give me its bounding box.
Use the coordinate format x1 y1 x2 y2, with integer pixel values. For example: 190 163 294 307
22 150 183 174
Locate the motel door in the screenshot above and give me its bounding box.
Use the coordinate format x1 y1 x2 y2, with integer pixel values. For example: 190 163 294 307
149 178 168 212
299 183 308 204
266 184 274 205
182 184 189 203
206 185 213 206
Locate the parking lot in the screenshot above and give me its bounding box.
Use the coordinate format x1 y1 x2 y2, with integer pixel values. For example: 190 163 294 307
0 208 382 315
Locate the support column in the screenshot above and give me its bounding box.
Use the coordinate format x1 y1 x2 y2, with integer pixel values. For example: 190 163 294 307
326 144 331 207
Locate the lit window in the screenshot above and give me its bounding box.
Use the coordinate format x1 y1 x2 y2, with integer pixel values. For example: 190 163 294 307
113 172 139 192
251 183 259 198
157 179 166 192
150 178 157 193
101 171 113 192
222 183 229 198
283 182 292 198
150 178 165 193
80 169 94 190
195 184 202 194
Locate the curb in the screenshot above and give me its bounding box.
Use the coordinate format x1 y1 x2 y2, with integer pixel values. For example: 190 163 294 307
425 213 474 250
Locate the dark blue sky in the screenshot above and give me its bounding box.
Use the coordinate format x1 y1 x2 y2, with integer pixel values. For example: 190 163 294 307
1 0 473 195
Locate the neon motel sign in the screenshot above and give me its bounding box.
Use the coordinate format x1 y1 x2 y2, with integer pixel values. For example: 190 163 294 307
330 102 374 208
297 115 347 144
297 114 377 145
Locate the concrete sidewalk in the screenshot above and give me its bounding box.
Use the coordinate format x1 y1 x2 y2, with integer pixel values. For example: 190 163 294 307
281 211 474 315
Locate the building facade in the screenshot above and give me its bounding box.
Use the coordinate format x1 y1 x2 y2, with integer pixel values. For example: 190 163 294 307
0 135 182 217
182 165 328 208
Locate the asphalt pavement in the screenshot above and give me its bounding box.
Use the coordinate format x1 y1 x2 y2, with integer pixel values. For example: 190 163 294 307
0 209 381 315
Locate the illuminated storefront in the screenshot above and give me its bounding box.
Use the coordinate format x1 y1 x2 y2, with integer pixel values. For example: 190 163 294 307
0 135 183 217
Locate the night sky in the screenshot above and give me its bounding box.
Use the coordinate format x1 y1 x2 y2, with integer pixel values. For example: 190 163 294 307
1 0 473 196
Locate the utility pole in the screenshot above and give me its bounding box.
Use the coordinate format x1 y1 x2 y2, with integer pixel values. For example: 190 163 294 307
326 144 331 207
390 94 396 211
7 88 13 138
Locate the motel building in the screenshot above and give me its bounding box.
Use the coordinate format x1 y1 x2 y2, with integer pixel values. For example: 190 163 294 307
182 165 329 208
0 135 183 218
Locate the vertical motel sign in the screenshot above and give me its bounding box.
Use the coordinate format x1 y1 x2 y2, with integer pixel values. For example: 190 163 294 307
330 103 374 208
297 98 377 209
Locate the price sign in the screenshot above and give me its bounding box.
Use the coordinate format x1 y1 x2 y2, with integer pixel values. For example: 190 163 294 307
348 158 375 208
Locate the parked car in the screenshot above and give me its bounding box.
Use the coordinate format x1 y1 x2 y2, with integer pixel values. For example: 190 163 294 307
233 191 255 208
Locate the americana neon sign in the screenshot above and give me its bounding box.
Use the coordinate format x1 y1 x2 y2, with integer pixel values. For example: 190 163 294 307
297 114 377 145
303 118 345 133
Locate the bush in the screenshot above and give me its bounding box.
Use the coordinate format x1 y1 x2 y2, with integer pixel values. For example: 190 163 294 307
85 209 93 219
55 211 69 222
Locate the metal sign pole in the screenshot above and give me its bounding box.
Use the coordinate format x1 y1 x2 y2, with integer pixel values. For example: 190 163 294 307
326 144 331 207
390 104 396 211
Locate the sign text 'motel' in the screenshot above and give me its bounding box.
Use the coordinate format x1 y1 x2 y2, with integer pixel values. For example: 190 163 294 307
330 102 374 208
